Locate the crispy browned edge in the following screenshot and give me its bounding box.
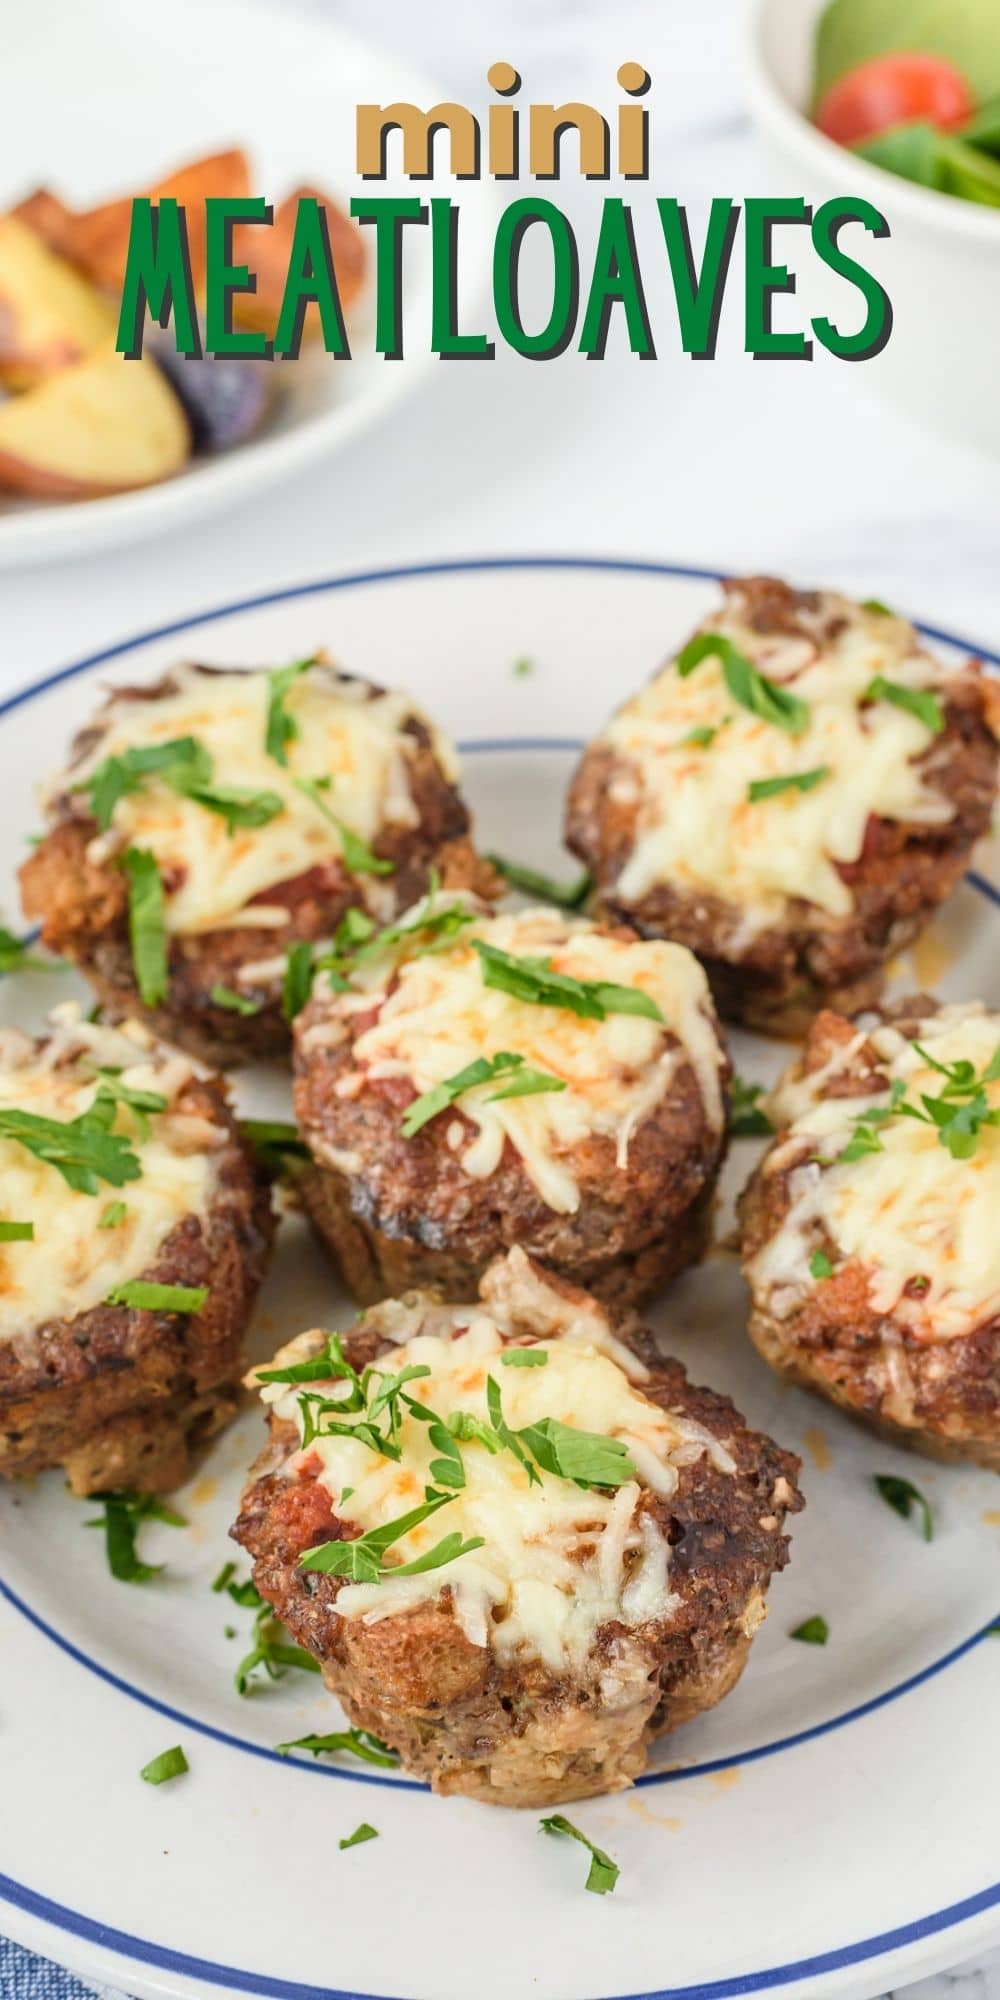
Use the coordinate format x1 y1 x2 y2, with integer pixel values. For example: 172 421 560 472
291 946 731 1308
19 667 498 1067
0 1068 275 1494
232 1254 802 1807
565 577 1000 1039
738 999 1000 1469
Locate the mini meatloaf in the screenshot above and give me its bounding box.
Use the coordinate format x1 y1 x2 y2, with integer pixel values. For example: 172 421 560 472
739 997 1000 1469
566 577 999 1036
0 1003 273 1494
233 1247 801 1806
292 891 731 1308
20 657 493 1064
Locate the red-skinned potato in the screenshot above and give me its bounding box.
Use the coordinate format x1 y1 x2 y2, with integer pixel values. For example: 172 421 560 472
0 338 190 497
0 217 116 390
230 185 366 336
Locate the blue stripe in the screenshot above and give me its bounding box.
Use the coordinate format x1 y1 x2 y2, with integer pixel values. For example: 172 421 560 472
1 1571 997 1797
1 1863 999 2000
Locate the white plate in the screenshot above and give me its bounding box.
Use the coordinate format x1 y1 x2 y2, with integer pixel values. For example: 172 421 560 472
0 558 999 2000
0 0 495 566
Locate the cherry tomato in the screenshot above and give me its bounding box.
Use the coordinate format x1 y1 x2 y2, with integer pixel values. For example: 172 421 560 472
815 53 975 148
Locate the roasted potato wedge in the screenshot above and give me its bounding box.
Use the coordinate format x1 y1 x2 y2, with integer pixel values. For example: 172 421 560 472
0 217 116 390
230 185 366 336
55 147 251 292
0 338 190 497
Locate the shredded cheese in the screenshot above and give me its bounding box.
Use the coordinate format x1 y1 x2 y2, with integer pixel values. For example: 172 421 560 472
306 903 725 1213
0 1005 221 1344
750 1002 1000 1342
603 590 961 938
49 662 458 936
265 1286 734 1670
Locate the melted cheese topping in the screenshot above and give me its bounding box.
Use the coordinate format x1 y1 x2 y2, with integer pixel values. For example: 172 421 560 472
750 1003 1000 1342
50 662 458 936
265 1299 734 1669
604 591 959 938
0 1005 221 1344
307 903 725 1213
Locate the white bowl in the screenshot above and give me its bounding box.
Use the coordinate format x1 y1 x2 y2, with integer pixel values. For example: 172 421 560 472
747 0 1000 455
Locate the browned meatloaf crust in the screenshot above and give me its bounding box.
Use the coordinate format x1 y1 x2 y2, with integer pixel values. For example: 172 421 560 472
20 667 496 1066
565 577 1000 1038
0 1069 275 1494
292 961 730 1311
738 1001 1000 1469
232 1258 802 1807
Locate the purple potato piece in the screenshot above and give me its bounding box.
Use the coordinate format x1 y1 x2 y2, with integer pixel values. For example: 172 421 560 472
148 337 273 451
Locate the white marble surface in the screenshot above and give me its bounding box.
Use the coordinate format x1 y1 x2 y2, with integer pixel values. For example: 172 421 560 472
0 1 998 1995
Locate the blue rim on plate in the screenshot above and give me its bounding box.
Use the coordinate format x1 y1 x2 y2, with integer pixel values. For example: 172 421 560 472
1 556 999 2000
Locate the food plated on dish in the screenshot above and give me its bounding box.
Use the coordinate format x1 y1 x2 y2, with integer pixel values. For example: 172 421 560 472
292 895 729 1306
0 1004 273 1494
235 1247 801 1806
21 656 491 1063
0 146 365 501
567 577 999 1034
2 557 999 2000
740 995 1000 1469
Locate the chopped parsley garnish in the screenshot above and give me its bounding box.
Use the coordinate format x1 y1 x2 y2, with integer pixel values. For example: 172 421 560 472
400 1051 566 1138
837 1046 1000 1165
299 1493 483 1584
106 1280 208 1313
340 1823 379 1851
282 941 315 1022
730 1075 774 1137
224 1573 323 1695
790 1614 829 1645
0 1100 142 1195
212 1560 237 1593
539 1815 619 1895
875 1474 933 1542
80 736 210 832
513 656 534 677
809 1250 834 1280
293 777 394 875
276 1728 399 1767
863 676 944 735
140 1745 189 1786
264 656 317 765
238 1118 310 1175
182 782 284 834
209 984 262 1015
861 598 894 616
486 1374 636 1490
679 723 721 749
85 1490 186 1584
500 1347 548 1367
90 1067 167 1139
0 926 51 976
121 847 168 1007
0 1220 33 1242
472 940 664 1024
485 854 592 909
316 892 472 988
677 633 810 736
747 766 829 803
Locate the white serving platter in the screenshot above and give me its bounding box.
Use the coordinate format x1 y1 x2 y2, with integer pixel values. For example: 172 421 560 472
0 557 998 2000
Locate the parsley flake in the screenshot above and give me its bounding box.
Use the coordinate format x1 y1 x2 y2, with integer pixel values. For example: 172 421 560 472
340 1822 379 1851
401 1051 565 1138
140 1745 189 1785
472 940 664 1024
864 676 944 735
485 854 592 909
790 1614 829 1645
293 778 394 875
0 1220 33 1242
747 766 829 803
875 1474 933 1542
121 847 168 1007
106 1281 207 1313
264 656 318 765
85 1490 186 1584
210 984 263 1015
539 1815 619 1895
276 1728 399 1767
677 633 810 735
730 1075 774 1137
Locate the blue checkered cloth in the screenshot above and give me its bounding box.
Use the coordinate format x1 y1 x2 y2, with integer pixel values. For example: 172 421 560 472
0 1936 130 1999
